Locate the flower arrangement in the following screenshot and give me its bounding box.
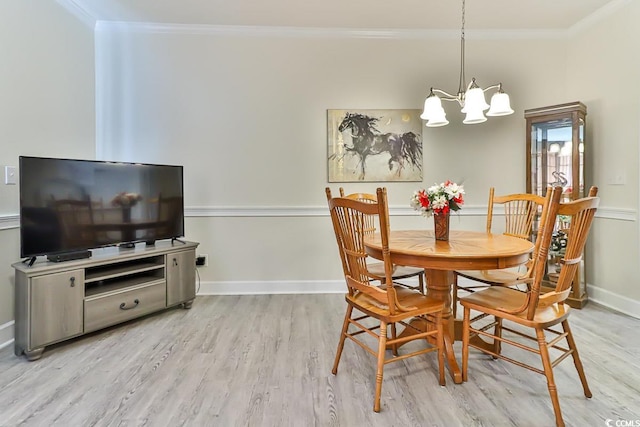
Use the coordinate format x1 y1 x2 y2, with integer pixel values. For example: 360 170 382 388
111 192 143 207
410 180 465 217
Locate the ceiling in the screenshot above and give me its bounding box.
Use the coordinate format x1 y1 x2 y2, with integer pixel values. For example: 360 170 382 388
69 0 621 31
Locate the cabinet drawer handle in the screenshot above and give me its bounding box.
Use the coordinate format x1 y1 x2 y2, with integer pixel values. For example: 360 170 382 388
119 299 140 310
70 277 76 287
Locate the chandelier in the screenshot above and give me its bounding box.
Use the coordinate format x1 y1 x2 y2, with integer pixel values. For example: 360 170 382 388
420 0 514 127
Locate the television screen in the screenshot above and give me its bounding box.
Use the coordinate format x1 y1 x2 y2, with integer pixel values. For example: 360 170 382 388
19 156 184 259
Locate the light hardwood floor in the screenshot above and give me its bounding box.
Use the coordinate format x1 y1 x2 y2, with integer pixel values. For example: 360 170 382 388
0 294 638 426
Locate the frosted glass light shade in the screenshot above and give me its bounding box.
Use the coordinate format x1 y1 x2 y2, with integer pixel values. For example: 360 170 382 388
420 95 443 120
463 108 487 124
426 109 449 127
487 92 514 116
461 87 489 113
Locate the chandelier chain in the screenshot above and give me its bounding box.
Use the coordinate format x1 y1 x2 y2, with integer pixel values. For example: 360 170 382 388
458 0 466 96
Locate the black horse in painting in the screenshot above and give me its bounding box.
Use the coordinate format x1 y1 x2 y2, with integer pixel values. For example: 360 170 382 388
337 112 422 180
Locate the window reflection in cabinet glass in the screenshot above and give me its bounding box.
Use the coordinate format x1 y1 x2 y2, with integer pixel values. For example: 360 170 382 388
530 116 585 201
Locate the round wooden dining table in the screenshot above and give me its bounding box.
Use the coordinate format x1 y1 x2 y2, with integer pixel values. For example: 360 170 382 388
364 229 534 383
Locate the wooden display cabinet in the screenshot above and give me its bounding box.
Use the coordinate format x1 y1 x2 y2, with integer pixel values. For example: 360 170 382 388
525 101 588 308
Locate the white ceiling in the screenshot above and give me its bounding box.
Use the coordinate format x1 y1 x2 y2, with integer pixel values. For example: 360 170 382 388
68 0 621 31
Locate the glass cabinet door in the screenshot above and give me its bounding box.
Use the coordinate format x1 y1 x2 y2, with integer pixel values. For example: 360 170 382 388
525 102 588 308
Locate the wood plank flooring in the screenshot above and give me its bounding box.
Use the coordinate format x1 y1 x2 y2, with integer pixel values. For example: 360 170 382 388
0 294 638 426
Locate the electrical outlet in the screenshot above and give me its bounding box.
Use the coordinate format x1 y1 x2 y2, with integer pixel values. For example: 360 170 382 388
608 171 626 185
195 254 208 267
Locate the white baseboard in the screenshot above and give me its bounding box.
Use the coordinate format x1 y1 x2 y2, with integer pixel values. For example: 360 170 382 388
0 321 15 352
587 284 640 319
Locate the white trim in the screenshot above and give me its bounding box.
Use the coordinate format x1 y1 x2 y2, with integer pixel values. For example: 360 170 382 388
0 321 15 352
568 0 631 36
67 0 630 38
197 280 346 295
595 207 636 221
1 206 634 224
587 284 640 320
56 0 97 28
94 21 566 40
0 214 19 230
185 205 634 221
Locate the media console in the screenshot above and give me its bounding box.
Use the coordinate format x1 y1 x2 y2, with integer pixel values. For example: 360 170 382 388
12 240 199 360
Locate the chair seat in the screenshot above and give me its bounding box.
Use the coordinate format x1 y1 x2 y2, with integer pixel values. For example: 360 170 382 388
348 285 443 321
460 286 572 328
367 262 423 279
455 267 524 286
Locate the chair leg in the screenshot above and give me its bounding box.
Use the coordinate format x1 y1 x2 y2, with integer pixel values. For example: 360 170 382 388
390 323 399 356
536 328 565 427
332 305 353 375
418 272 425 294
493 317 503 356
562 320 592 398
437 312 445 386
374 321 388 412
462 306 470 382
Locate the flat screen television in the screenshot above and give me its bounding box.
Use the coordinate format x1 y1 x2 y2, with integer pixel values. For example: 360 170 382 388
19 156 185 262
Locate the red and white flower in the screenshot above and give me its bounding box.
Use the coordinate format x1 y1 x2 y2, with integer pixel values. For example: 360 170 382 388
411 180 465 217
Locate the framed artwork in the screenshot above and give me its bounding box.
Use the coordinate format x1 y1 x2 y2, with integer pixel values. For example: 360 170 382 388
327 109 423 182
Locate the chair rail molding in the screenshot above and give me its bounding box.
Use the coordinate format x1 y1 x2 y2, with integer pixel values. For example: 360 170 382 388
184 205 635 221
0 214 19 230
0 206 634 230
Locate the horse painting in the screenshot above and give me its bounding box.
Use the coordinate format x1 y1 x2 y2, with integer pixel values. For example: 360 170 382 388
328 110 423 182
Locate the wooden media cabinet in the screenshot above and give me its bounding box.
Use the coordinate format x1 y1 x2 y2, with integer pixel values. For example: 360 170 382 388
13 240 198 360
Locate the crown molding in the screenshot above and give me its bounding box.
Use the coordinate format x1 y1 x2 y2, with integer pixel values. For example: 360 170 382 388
568 0 631 37
94 22 568 40
56 0 97 28
66 0 631 39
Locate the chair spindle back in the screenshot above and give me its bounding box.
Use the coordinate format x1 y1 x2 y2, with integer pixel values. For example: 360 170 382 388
326 187 401 314
526 186 599 319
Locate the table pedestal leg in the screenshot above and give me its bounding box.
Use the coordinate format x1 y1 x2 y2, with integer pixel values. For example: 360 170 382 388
388 269 462 383
424 269 462 384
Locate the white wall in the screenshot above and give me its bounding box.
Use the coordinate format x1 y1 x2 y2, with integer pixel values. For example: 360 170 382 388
94 27 573 281
0 1 95 340
567 0 640 309
95 12 640 316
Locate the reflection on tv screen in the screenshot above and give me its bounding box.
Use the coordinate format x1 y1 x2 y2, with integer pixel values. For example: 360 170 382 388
20 156 185 258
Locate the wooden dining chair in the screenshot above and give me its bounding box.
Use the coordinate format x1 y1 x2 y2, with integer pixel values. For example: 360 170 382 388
325 187 445 412
452 188 550 317
461 186 599 427
338 188 425 293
